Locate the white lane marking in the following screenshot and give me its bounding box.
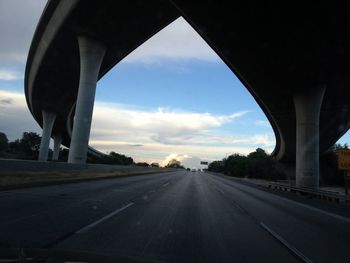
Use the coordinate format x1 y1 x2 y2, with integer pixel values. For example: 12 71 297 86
260 222 313 263
162 182 170 187
76 202 134 234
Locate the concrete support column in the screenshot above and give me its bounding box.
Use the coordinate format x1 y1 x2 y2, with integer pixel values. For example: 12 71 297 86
293 86 326 190
68 36 106 164
38 110 56 161
52 135 62 161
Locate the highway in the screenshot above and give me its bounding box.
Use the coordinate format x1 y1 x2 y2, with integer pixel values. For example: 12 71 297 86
0 171 349 262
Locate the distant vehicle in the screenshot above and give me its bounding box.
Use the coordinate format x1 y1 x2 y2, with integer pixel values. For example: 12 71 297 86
186 168 191 171
191 169 196 172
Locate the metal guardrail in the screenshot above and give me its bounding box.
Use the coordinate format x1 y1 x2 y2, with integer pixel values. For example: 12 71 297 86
268 182 350 203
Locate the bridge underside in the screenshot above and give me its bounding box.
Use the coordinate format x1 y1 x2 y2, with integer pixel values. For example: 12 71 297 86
25 1 350 187
171 1 350 163
25 0 180 146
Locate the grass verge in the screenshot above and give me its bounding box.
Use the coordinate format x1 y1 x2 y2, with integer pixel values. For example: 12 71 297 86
0 168 173 190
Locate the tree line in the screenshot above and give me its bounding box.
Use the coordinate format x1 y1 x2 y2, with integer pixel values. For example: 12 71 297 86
0 131 41 160
0 131 134 165
208 148 284 180
208 146 347 186
164 159 185 169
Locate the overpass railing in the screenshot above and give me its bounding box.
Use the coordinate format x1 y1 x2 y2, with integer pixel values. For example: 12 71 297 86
268 182 350 203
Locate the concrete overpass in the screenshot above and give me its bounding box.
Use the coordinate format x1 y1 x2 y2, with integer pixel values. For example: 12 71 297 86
25 0 350 189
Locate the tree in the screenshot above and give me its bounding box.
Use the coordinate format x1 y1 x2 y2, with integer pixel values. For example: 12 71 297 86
209 148 284 180
108 151 133 165
247 148 268 159
136 162 149 167
165 159 184 168
20 132 41 156
224 154 248 177
208 160 225 173
7 132 41 159
86 150 134 165
60 148 69 161
335 143 349 150
0 132 8 151
246 148 274 179
8 139 21 153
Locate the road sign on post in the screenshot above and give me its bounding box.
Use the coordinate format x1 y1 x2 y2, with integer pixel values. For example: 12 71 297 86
337 149 350 170
345 171 350 196
346 171 350 178
336 149 350 195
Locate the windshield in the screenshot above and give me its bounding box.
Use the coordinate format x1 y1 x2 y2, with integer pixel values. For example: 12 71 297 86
0 1 350 262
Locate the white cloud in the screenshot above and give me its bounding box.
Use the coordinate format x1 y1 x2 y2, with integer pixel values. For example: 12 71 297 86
0 1 216 65
89 101 275 162
254 120 271 127
123 17 220 64
0 90 275 163
0 69 23 80
0 0 47 64
0 2 275 163
158 133 275 146
0 3 215 66
91 101 250 145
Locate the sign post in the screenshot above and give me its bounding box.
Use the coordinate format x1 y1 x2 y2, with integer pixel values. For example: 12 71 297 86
345 171 350 196
336 149 350 195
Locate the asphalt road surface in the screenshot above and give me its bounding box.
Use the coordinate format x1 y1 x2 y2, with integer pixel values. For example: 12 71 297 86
0 171 349 262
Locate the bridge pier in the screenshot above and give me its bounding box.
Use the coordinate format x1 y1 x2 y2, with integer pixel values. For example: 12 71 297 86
52 135 62 161
68 36 106 164
294 86 326 190
38 110 56 161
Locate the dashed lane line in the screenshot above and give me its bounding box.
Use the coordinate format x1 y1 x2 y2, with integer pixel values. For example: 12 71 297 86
76 202 134 234
260 222 313 263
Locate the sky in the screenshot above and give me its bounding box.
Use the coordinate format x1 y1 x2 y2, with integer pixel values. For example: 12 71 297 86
0 1 349 169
